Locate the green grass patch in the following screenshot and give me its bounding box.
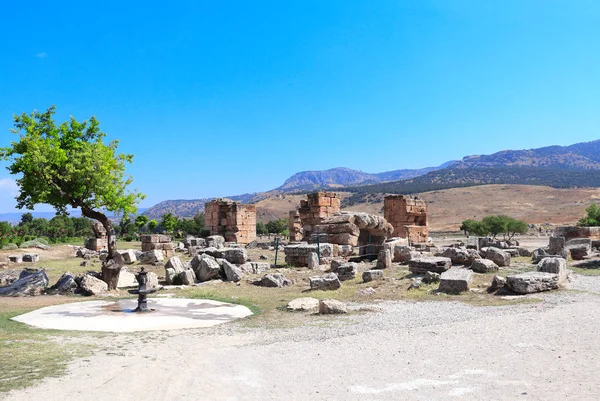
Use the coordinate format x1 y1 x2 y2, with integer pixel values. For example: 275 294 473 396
0 308 96 393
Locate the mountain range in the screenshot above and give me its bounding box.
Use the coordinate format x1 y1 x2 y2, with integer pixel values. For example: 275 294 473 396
143 139 600 219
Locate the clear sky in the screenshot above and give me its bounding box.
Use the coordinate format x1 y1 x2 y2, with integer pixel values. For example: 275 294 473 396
1 0 599 213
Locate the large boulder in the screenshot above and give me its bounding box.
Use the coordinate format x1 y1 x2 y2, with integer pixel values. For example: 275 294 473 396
408 257 452 274
442 247 479 266
206 235 225 249
376 249 392 269
117 269 138 288
392 246 415 263
178 268 196 285
80 274 108 296
147 272 159 290
470 259 499 273
287 297 319 312
219 248 248 265
0 270 49 296
164 257 185 285
22 253 39 263
532 247 550 263
254 273 291 288
120 249 137 264
309 273 341 291
139 250 164 264
51 272 78 293
222 260 244 282
537 257 568 284
565 238 592 251
190 254 221 282
318 299 347 314
362 270 383 282
549 236 568 259
506 272 560 294
484 247 510 267
438 268 472 293
336 263 358 281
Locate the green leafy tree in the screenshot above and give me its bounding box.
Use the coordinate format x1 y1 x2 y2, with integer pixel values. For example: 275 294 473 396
19 212 33 225
266 218 289 234
256 222 268 235
579 204 600 227
459 219 487 236
481 215 508 240
135 215 148 231
160 212 178 235
505 217 528 240
148 219 158 232
0 106 145 289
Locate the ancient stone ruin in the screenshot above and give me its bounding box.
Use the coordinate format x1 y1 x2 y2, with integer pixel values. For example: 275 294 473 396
384 195 429 244
312 212 393 256
141 234 174 258
295 192 341 241
205 199 256 244
85 222 110 252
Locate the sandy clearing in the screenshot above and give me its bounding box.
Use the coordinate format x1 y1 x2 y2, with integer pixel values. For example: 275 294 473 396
4 275 600 401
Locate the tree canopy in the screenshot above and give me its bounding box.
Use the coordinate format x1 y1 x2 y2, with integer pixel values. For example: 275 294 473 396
578 204 600 227
460 215 528 240
1 106 145 288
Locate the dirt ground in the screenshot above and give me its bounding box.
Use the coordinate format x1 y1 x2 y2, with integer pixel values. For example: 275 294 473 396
3 278 600 401
2 236 600 400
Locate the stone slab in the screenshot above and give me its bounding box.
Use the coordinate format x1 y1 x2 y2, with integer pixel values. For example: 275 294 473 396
12 298 253 332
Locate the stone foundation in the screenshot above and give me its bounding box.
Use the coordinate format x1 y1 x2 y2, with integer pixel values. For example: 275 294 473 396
554 226 600 241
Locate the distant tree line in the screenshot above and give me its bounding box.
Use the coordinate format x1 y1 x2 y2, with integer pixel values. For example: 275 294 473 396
0 212 93 248
257 218 289 237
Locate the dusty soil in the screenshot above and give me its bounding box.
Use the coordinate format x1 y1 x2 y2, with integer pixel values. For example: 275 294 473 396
254 184 600 231
3 277 600 401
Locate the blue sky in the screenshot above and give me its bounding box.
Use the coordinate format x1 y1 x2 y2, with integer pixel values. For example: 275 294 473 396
1 0 599 213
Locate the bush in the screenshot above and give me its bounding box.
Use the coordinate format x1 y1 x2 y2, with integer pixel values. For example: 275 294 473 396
20 237 51 248
2 243 18 250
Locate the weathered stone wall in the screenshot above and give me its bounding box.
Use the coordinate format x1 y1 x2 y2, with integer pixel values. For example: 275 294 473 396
289 210 303 242
312 212 394 255
284 243 336 267
555 226 600 241
297 192 341 241
384 195 429 244
205 199 257 244
141 234 174 258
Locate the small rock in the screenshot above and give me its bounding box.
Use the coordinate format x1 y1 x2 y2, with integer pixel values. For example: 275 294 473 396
362 269 384 283
309 273 341 291
80 275 108 296
254 273 292 288
471 259 499 273
287 297 319 312
423 271 440 283
318 299 348 314
490 275 507 290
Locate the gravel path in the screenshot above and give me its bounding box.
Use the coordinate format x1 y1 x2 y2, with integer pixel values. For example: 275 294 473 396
4 278 600 401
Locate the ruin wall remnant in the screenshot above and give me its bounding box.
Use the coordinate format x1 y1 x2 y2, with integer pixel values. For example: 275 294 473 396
205 199 256 244
384 195 429 244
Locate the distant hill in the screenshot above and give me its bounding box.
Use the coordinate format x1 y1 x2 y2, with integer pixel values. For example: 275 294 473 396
450 139 600 170
143 194 255 220
342 166 600 207
277 163 451 192
142 138 600 219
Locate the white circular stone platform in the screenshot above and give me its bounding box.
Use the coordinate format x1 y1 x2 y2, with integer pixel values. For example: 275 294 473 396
12 298 253 332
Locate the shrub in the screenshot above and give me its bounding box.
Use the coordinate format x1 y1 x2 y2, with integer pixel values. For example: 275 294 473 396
2 243 18 250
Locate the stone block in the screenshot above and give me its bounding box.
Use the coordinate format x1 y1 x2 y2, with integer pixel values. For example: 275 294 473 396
506 272 559 294
408 257 452 274
470 258 499 273
438 267 472 293
362 269 383 282
309 273 341 291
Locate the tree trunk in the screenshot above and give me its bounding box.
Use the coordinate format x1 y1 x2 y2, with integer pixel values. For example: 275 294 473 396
80 206 121 290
